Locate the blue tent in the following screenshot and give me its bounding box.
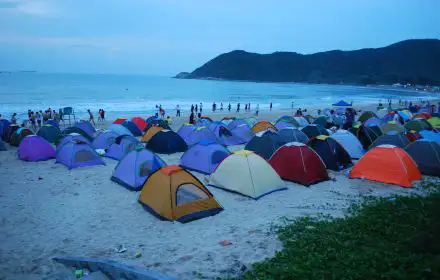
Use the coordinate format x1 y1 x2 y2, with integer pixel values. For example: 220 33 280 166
121 120 142 136
420 130 440 144
332 100 352 107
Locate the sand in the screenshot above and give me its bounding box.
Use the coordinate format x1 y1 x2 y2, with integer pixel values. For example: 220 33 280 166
0 105 439 280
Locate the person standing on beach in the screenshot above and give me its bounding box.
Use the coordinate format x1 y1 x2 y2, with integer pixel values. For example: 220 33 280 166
245 104 248 112
255 104 259 116
191 104 194 114
212 102 215 112
36 112 42 128
195 104 198 113
248 103 251 111
100 109 105 121
30 112 36 131
228 103 231 112
291 101 294 109
200 103 203 113
11 113 17 125
270 102 273 111
189 112 195 124
236 103 240 113
87 109 95 126
176 105 181 117
220 102 223 111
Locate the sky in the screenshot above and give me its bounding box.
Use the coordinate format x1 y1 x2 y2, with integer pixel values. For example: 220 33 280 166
0 0 439 75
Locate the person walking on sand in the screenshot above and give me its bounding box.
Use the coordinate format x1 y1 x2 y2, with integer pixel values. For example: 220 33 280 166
236 103 240 113
200 103 203 113
87 109 95 126
228 103 231 112
176 105 181 117
245 104 248 112
270 102 273 111
255 104 259 116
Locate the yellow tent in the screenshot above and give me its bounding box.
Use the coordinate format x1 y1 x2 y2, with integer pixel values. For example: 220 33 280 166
141 126 163 143
209 150 286 199
139 165 223 222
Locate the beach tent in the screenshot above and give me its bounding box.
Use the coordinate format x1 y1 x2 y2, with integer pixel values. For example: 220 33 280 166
428 117 440 129
0 139 6 151
10 128 34 147
109 124 134 136
211 123 244 146
359 111 377 123
18 135 55 162
278 128 309 144
405 119 432 132
195 118 212 127
111 149 166 191
357 125 383 149
332 100 352 107
177 124 196 140
397 111 411 122
75 121 96 139
350 145 421 187
146 130 187 154
381 123 405 135
209 150 286 199
56 141 105 169
364 118 385 128
139 165 223 222
180 141 231 174
142 126 164 143
57 133 92 153
369 133 410 149
405 140 440 176
245 130 286 160
330 129 364 159
303 115 315 124
230 124 254 144
382 112 397 123
46 119 58 127
106 135 142 160
0 119 11 138
414 113 431 120
226 119 249 131
419 130 440 144
184 126 217 146
121 120 142 136
144 119 171 132
313 116 328 128
275 120 296 130
301 124 329 139
269 143 329 186
221 117 236 126
92 130 119 150
376 108 389 119
308 135 352 171
61 126 93 143
3 124 19 142
131 117 147 131
406 130 422 142
293 117 309 127
113 118 127 124
244 117 258 128
251 121 277 134
37 125 61 143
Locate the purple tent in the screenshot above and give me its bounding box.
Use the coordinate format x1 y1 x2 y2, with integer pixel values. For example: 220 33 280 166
177 124 196 140
364 118 385 128
211 124 244 146
18 135 55 161
93 130 119 150
105 135 143 160
230 124 254 144
111 150 166 191
57 133 92 153
184 126 218 146
56 141 104 169
226 119 248 131
75 121 96 139
275 121 295 130
180 141 231 174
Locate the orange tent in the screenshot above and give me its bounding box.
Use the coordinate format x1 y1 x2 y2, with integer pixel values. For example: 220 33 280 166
141 126 163 143
251 121 277 134
349 145 421 187
113 118 127 124
139 166 223 222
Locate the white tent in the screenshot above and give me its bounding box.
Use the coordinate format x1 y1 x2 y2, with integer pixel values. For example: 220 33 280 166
209 150 286 199
330 129 365 159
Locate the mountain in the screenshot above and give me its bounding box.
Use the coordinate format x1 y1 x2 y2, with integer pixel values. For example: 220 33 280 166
176 39 440 85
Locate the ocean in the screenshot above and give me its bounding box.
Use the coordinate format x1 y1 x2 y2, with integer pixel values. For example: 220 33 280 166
0 72 436 120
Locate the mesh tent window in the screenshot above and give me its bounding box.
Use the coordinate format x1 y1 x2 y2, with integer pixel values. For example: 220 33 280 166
139 161 154 177
176 184 209 206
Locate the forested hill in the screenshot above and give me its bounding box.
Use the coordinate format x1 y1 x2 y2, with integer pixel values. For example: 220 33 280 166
175 39 440 85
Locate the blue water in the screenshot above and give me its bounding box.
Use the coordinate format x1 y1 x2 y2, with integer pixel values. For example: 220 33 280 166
0 72 436 119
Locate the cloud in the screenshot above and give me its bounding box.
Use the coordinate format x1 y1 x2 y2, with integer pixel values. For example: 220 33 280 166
0 0 58 17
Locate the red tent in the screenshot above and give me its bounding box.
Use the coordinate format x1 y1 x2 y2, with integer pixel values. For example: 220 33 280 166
131 117 147 131
269 142 329 186
113 118 127 124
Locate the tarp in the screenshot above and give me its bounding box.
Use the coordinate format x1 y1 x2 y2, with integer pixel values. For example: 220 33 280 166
332 100 352 107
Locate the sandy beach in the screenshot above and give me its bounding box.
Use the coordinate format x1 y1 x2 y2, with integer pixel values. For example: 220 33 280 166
0 105 439 280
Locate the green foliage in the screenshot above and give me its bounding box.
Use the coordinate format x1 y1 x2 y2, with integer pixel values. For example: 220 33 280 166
237 185 440 279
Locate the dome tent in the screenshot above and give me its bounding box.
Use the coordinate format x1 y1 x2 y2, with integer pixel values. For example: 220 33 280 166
245 130 286 160
369 133 409 150
180 141 231 174
139 166 223 223
75 121 96 139
142 126 164 143
350 145 421 187
121 120 142 136
301 124 329 139
405 140 440 176
269 142 329 186
330 129 364 159
57 133 91 153
92 130 119 150
111 149 166 191
60 126 93 143
177 124 196 140
184 126 218 146
209 150 286 199
106 135 143 160
2 124 19 142
308 135 352 171
10 128 34 147
131 117 147 131
37 125 61 143
56 141 105 169
278 128 309 144
109 124 133 137
230 124 254 144
146 130 187 154
251 121 277 134
18 135 55 162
